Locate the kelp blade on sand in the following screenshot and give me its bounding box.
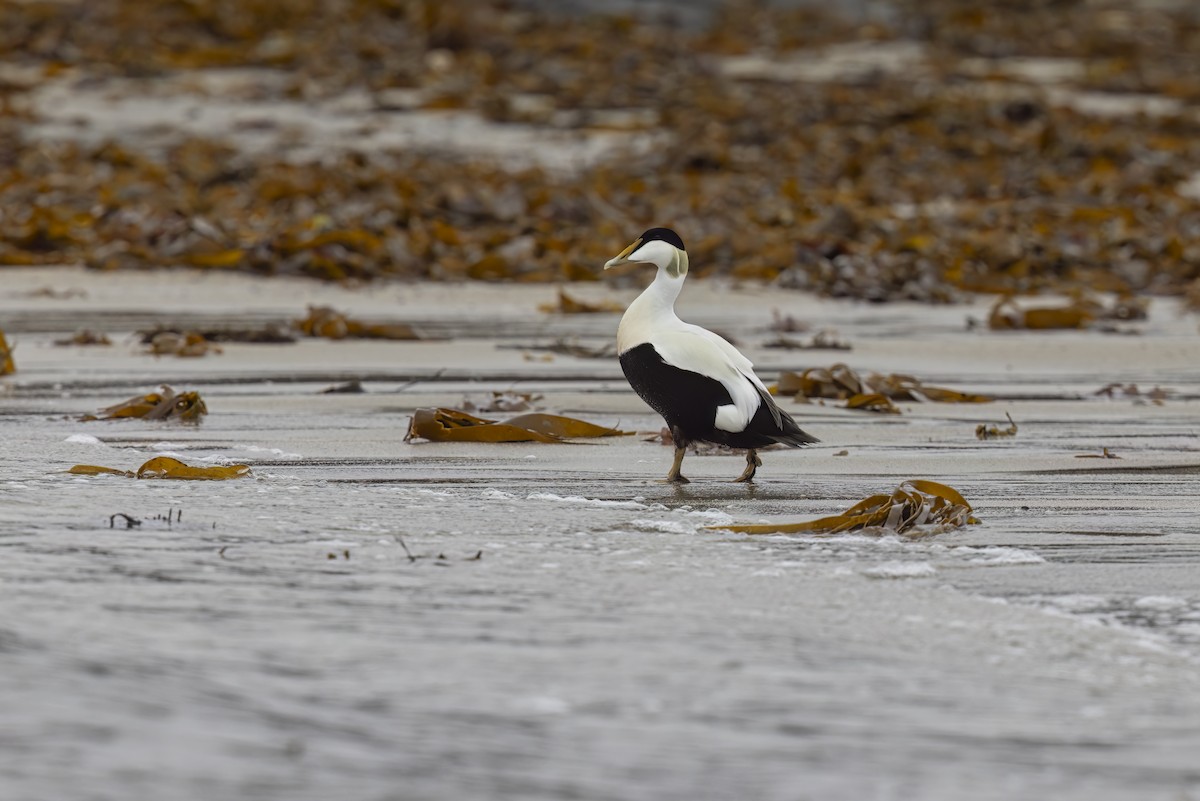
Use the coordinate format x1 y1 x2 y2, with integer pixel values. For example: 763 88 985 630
711 480 978 536
69 457 250 480
82 386 208 422
296 305 423 340
405 407 632 443
777 365 992 406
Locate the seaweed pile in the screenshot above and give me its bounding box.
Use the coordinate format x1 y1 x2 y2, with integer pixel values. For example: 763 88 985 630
1 0 1198 302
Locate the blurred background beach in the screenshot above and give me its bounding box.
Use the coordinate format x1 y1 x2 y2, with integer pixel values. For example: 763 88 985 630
2 0 1199 305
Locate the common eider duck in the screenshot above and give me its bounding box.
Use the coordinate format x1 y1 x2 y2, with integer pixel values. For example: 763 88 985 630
605 227 818 483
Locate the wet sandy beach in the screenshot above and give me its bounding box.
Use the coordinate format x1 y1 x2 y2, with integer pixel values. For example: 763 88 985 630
3 266 1200 800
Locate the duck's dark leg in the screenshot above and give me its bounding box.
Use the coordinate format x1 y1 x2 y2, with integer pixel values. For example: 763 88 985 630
733 449 762 483
664 426 690 483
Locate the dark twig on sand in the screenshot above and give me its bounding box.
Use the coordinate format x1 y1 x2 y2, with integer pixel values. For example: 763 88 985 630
393 534 418 563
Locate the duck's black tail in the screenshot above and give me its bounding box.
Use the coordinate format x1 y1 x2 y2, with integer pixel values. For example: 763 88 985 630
755 385 819 447
773 407 820 447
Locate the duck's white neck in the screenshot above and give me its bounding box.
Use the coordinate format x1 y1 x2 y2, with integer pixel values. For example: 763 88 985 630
617 266 687 353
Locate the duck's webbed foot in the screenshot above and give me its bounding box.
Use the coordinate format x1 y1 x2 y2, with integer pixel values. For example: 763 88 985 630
732 449 762 483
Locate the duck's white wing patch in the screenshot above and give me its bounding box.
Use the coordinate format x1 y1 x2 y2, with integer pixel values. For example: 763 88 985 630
650 326 764 433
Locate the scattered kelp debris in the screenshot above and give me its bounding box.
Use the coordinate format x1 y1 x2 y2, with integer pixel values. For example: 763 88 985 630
1140 388 1171 405
644 427 671 445
1095 383 1170 404
19 287 87 300
54 330 112 347
320 380 365 394
1105 294 1150 322
295 306 423 340
70 457 250 480
1095 382 1140 399
1 1 1200 300
138 324 296 345
538 290 623 315
762 329 852 351
0 330 14 375
988 293 1149 331
988 295 1093 331
461 390 544 413
776 364 992 405
405 407 631 443
146 331 223 358
976 412 1018 440
710 480 978 537
499 340 617 359
768 310 810 334
82 385 208 423
1076 448 1121 459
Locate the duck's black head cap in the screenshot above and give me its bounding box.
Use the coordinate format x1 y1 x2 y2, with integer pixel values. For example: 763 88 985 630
639 227 685 251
